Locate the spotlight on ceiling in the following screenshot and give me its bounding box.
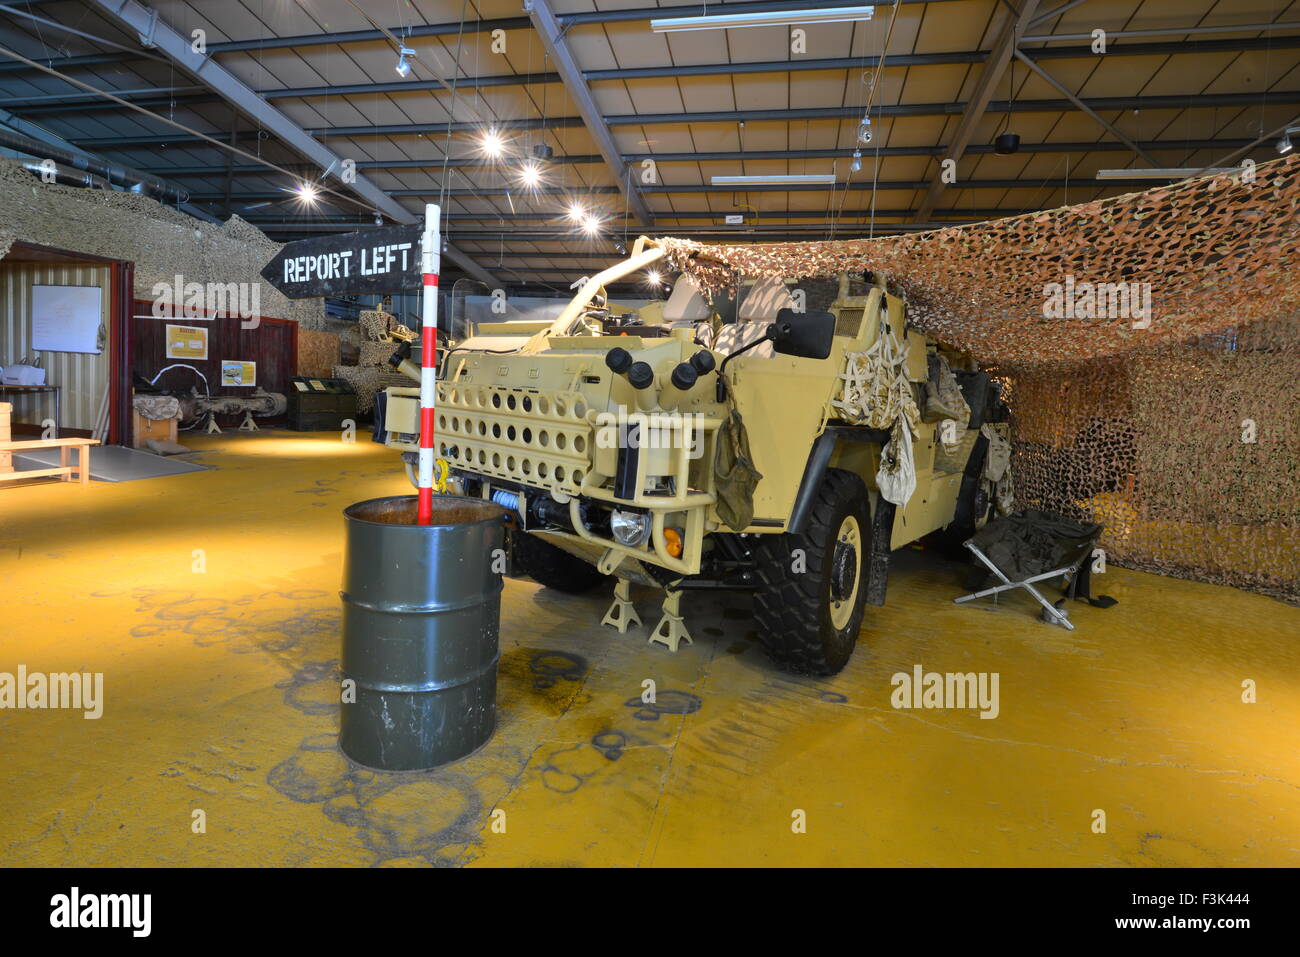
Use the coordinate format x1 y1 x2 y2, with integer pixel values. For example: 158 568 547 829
994 132 1021 155
294 182 319 204
581 214 601 236
651 6 874 32
533 144 554 161
519 161 542 189
645 270 663 287
480 128 505 158
373 212 383 226
566 201 587 222
613 240 628 256
394 47 415 78
857 116 872 144
1277 128 1298 154
850 150 862 173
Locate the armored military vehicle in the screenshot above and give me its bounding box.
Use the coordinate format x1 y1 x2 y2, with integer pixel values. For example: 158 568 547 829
375 237 1009 675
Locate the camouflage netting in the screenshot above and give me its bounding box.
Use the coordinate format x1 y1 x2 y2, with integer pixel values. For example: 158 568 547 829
660 156 1300 601
0 156 323 328
332 309 410 413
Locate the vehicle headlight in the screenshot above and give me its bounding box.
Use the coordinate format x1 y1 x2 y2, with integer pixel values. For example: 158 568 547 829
610 509 651 547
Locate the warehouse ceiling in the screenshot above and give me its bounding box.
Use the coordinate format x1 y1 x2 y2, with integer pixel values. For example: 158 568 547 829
1 0 1298 293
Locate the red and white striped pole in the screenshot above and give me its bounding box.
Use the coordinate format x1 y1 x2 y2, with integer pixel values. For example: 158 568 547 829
416 203 441 525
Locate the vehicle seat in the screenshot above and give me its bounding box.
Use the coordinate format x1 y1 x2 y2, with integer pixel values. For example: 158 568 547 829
661 273 715 346
714 278 796 357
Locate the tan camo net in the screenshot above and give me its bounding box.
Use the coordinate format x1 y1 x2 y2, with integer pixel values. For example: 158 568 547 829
661 155 1300 602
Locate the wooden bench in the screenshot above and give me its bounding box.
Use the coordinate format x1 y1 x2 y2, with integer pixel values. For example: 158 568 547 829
0 437 99 485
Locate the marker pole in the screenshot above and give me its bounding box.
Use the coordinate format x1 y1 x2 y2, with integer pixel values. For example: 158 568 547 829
417 203 440 525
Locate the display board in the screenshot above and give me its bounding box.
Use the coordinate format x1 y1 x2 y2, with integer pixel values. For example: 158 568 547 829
165 324 208 360
220 360 256 387
31 284 103 354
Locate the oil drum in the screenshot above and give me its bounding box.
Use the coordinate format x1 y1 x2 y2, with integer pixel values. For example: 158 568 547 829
339 494 507 770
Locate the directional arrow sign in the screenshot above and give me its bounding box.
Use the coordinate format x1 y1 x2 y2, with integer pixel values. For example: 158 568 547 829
261 225 425 299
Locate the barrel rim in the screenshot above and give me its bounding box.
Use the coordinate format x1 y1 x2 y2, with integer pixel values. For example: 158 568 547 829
343 493 508 529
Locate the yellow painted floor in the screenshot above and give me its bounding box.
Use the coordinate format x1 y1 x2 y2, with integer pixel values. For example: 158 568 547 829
1 430 1298 867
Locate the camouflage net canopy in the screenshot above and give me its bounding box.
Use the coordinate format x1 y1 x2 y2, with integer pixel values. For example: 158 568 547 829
0 156 323 328
660 156 1300 601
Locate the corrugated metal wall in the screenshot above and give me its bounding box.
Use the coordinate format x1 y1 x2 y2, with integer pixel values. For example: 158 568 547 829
0 262 111 432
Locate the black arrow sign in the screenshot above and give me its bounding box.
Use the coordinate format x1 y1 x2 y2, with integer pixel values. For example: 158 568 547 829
261 225 425 299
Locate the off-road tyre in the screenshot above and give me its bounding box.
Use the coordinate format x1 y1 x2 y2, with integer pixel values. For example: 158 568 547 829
512 531 607 594
751 468 871 676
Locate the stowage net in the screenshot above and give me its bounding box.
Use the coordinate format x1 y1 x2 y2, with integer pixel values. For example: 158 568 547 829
659 156 1300 601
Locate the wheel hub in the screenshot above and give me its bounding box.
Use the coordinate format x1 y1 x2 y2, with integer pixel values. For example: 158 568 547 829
830 541 858 602
828 514 863 631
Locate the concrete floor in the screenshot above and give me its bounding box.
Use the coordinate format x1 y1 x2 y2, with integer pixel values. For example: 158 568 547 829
2 431 1297 867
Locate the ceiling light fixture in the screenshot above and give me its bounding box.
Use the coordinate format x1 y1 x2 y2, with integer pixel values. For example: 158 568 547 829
1277 127 1299 154
519 161 542 188
567 201 587 222
1095 167 1246 180
294 182 319 204
646 270 663 286
581 214 601 235
993 56 1020 155
480 128 505 158
394 47 415 78
850 150 862 173
857 115 872 144
651 6 874 32
711 174 837 187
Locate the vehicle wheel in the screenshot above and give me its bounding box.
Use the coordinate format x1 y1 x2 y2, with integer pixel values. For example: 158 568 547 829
932 478 994 557
751 468 870 676
512 530 607 594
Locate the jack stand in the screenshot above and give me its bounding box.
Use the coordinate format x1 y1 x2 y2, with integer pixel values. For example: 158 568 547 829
238 411 259 432
601 578 641 634
649 589 692 652
205 412 222 435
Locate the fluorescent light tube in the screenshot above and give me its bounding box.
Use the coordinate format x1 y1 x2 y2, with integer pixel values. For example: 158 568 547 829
1095 168 1241 180
711 174 838 186
651 6 874 32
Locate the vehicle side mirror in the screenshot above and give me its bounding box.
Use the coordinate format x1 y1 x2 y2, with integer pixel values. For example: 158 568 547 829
772 308 836 360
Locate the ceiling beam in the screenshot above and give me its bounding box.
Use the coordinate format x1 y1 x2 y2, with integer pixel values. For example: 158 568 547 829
1013 48 1157 165
193 176 1169 204
82 0 499 288
247 210 1012 230
130 139 1260 178
525 0 652 228
914 0 1041 223
64 90 1300 150
15 35 1300 115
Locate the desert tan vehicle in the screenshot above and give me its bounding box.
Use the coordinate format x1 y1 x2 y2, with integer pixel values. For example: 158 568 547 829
376 237 1008 675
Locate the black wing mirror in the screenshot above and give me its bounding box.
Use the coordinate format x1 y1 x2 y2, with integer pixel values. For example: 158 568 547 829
772 308 836 360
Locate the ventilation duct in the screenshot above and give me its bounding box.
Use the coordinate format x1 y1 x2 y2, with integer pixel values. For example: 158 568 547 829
0 127 193 207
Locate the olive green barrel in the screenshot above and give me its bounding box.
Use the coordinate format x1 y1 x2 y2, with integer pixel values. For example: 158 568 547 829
339 495 508 771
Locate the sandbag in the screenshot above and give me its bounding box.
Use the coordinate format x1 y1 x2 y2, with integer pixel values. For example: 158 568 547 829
877 417 917 507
